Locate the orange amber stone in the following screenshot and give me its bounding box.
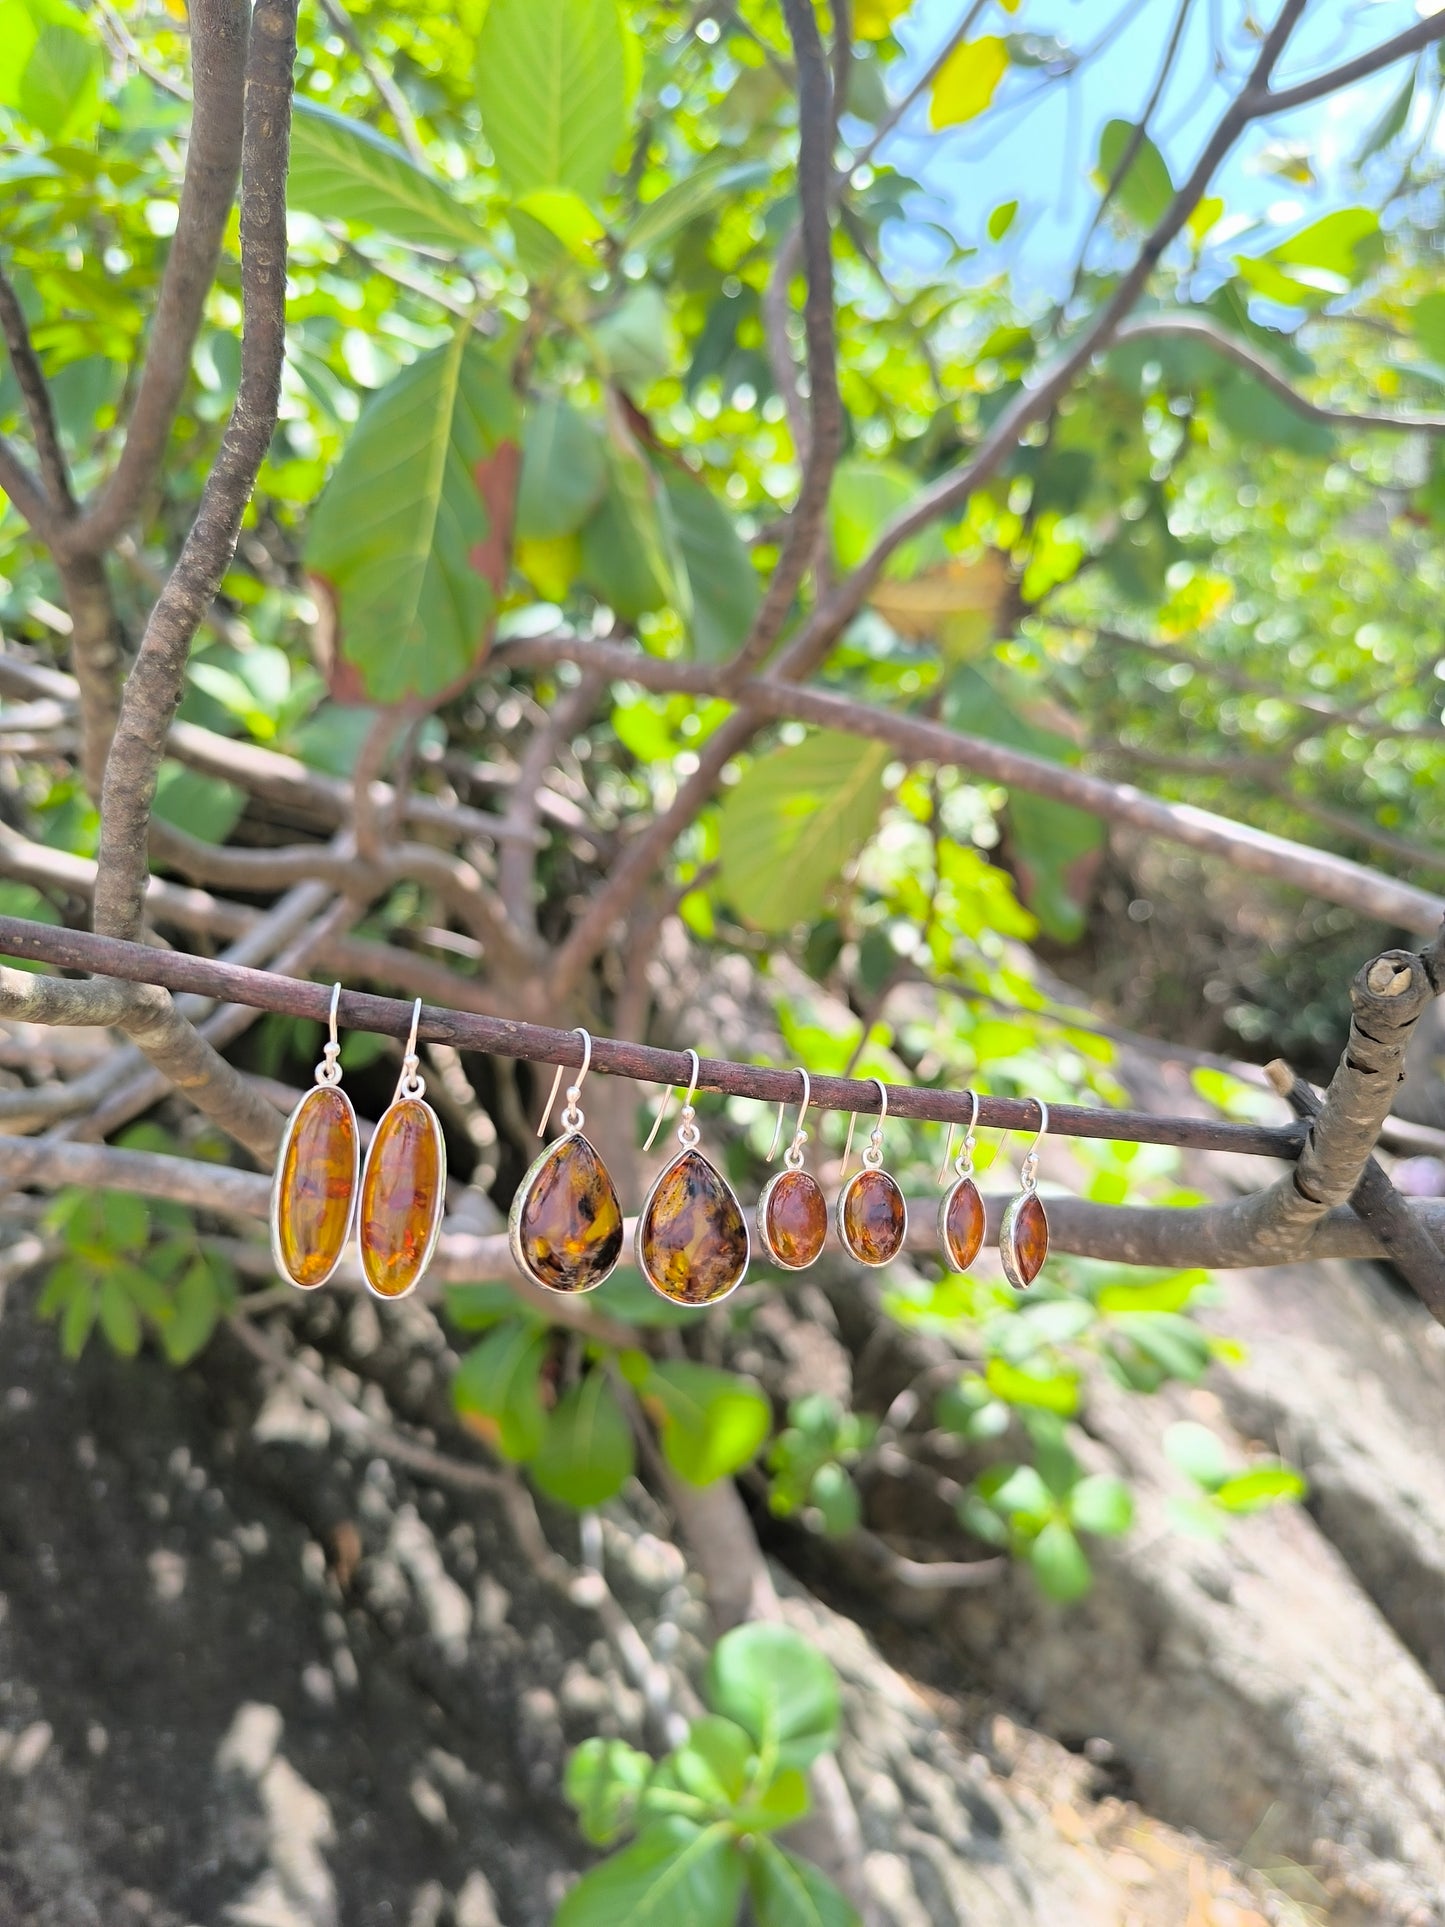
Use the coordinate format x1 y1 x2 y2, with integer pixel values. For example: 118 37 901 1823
1000 1191 1048 1289
273 1085 357 1288
510 1132 623 1294
637 1149 748 1305
838 1169 906 1267
758 1169 827 1270
939 1176 985 1273
360 1098 444 1299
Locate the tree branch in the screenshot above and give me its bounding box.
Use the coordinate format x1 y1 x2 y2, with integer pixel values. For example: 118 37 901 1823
1261 12 1445 117
0 265 75 518
93 0 298 944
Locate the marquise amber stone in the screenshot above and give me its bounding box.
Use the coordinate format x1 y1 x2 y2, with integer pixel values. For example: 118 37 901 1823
1002 1191 1048 1289
276 1086 357 1287
516 1134 623 1293
761 1170 827 1269
637 1149 748 1305
840 1169 905 1266
941 1177 985 1273
360 1098 443 1299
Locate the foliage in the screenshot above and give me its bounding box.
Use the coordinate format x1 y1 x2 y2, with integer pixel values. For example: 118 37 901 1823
559 1622 859 1926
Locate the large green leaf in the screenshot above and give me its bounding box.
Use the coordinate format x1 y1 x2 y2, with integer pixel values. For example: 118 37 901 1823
643 1361 771 1487
0 0 102 142
555 1819 744 1927
626 160 772 256
452 1320 548 1461
662 470 760 662
705 1624 841 1771
716 731 890 933
288 100 488 252
305 328 519 703
531 1370 636 1509
748 1839 862 1927
516 396 608 541
1095 119 1175 229
475 0 636 204
578 434 688 621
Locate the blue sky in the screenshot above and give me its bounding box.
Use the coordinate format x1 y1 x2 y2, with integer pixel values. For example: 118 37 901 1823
876 0 1434 290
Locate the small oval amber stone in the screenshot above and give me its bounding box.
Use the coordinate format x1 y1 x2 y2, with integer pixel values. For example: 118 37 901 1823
360 1098 443 1299
760 1169 827 1270
940 1176 985 1273
274 1086 357 1288
513 1133 623 1294
1001 1191 1048 1289
637 1149 748 1306
839 1169 906 1267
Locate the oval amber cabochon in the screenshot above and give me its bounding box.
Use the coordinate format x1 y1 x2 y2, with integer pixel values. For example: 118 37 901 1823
941 1176 985 1272
1001 1190 1049 1288
760 1168 827 1269
637 1148 748 1306
274 1085 358 1288
360 1098 444 1300
513 1132 624 1293
838 1168 906 1266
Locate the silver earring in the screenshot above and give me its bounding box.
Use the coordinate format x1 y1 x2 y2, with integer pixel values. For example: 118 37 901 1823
509 1028 624 1294
757 1068 827 1270
357 998 446 1301
836 1077 907 1267
999 1100 1049 1289
636 1048 749 1306
938 1090 984 1273
271 982 359 1290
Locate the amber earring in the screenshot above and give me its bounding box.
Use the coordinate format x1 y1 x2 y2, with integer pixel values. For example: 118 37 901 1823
757 1069 827 1271
636 1048 749 1306
999 1100 1049 1290
836 1078 907 1267
938 1090 985 1274
358 998 446 1301
271 982 359 1290
510 1028 623 1295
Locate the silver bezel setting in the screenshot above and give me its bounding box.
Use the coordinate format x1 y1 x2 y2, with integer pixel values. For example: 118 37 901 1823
358 1094 447 1302
998 1189 1048 1291
937 1175 984 1276
636 1147 750 1305
834 1167 908 1268
269 1083 360 1291
755 1168 826 1271
507 1128 622 1295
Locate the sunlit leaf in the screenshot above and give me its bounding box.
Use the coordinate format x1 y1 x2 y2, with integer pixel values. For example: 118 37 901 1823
288 100 488 250
476 0 637 204
929 37 1008 129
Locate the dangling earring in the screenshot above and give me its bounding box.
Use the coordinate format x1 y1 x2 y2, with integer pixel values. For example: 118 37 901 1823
999 1100 1049 1289
509 1027 623 1295
757 1069 827 1270
836 1077 907 1267
271 982 359 1290
636 1048 749 1306
358 998 446 1301
938 1090 985 1274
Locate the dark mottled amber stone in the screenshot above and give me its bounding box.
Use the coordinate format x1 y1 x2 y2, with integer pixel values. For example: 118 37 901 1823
759 1169 827 1270
838 1168 906 1267
1000 1190 1048 1289
939 1176 985 1273
360 1098 444 1299
637 1149 748 1305
512 1132 623 1294
274 1085 357 1288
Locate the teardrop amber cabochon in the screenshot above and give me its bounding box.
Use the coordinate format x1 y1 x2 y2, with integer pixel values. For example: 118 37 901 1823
999 1191 1048 1289
359 1097 446 1300
837 1168 907 1267
272 1085 359 1289
939 1176 985 1273
509 1131 624 1294
636 1148 749 1306
757 1169 827 1270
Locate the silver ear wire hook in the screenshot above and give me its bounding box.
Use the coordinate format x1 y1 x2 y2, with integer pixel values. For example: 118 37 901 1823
395 998 426 1101
539 1027 593 1139
644 1048 702 1153
767 1067 811 1167
939 1089 980 1187
1019 1097 1049 1193
328 982 341 1054
316 982 344 1086
841 1076 888 1179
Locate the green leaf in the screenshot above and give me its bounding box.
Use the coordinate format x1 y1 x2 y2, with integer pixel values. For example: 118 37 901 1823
929 36 1008 129
1271 206 1380 282
983 1462 1052 1521
288 100 488 251
476 0 637 204
578 434 688 621
98 1277 142 1358
1095 119 1175 228
0 0 102 142
626 160 772 256
595 285 677 387
151 763 246 847
514 187 606 258
705 1623 841 1771
60 1280 96 1359
828 458 943 578
643 1360 772 1487
1162 1420 1231 1491
1109 1311 1211 1383
716 731 890 934
1165 1493 1230 1542
444 1281 535 1330
671 1716 754 1808
1213 1464 1307 1514
748 1838 862 1927
987 199 1018 242
516 397 608 541
662 470 761 663
1067 1473 1134 1539
163 1260 220 1366
531 1370 636 1509
735 1767 810 1834
1412 290 1445 363
565 1736 653 1846
554 1819 745 1927
452 1321 549 1461
306 328 519 703
1029 1519 1092 1602
984 1356 1080 1416
808 1462 861 1537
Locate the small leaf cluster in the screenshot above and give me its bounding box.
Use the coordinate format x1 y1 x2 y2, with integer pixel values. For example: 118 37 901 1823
560 1623 859 1927
765 1394 876 1539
